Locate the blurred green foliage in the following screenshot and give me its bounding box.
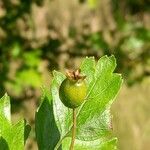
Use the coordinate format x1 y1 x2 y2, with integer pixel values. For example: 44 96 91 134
0 0 150 99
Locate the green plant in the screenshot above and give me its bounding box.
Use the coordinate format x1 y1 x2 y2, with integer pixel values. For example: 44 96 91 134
35 55 123 150
0 55 122 150
0 94 31 150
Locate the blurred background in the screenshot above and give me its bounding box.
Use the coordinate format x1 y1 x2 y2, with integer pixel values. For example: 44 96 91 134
0 0 150 149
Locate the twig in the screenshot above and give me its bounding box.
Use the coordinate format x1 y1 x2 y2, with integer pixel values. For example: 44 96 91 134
69 108 76 150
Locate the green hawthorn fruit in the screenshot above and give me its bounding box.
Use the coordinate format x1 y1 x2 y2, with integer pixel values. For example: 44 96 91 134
59 70 87 108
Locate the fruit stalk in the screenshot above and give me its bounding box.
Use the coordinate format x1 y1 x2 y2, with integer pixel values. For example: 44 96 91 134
69 108 76 150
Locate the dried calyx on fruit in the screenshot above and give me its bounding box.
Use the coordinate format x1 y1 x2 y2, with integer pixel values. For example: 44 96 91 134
59 69 87 108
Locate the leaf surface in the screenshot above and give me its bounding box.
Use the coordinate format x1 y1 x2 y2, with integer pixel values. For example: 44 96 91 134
77 56 122 140
35 88 61 150
0 94 11 122
0 94 30 150
62 137 117 150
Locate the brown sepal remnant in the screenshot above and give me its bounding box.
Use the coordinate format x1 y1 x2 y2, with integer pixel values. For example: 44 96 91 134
66 69 86 81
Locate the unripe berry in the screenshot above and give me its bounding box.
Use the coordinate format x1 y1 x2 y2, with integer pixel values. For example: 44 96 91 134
59 70 87 108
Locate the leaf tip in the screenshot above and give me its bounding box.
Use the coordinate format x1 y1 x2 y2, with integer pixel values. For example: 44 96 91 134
52 70 57 76
2 93 10 100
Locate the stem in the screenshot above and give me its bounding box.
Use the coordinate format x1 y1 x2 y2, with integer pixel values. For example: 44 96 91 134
69 108 76 150
54 108 77 150
54 132 69 150
54 138 63 150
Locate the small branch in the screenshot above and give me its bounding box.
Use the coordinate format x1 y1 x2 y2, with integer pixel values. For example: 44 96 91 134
54 108 77 150
69 108 76 150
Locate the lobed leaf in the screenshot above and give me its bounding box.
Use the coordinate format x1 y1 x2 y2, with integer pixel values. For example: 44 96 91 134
76 55 122 140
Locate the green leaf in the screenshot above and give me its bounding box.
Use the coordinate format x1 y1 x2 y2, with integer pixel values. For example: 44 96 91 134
100 138 118 150
80 57 95 86
8 119 25 150
62 137 117 150
24 122 31 144
0 95 30 150
0 115 11 138
76 109 112 140
0 118 25 150
35 88 61 150
0 137 9 150
0 94 11 122
51 55 122 149
0 95 12 141
76 55 122 140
